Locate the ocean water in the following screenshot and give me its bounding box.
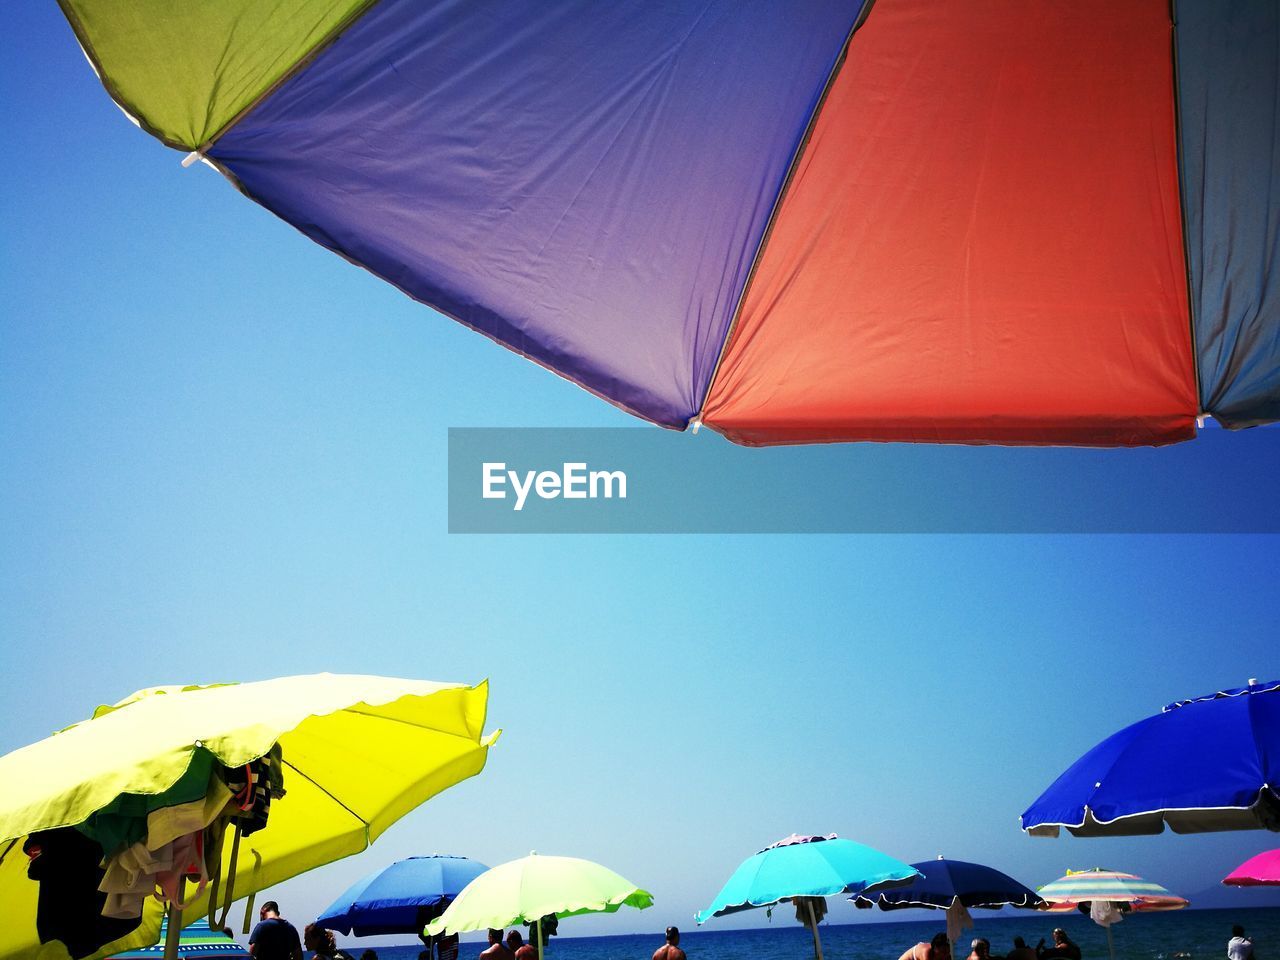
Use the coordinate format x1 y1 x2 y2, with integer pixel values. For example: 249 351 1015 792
341 908 1280 960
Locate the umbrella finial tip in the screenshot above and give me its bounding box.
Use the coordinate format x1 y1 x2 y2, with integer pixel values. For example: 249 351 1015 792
1249 678 1259 686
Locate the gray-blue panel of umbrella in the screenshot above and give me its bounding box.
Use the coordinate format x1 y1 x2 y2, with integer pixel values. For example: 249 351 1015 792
697 834 920 960
316 855 489 938
852 856 1043 953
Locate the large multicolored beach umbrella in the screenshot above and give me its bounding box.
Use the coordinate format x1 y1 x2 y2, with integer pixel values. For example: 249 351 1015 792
316 854 490 937
0 674 499 960
56 0 1280 446
1021 679 1280 837
697 834 919 960
1038 868 1188 960
1223 850 1280 886
424 853 652 960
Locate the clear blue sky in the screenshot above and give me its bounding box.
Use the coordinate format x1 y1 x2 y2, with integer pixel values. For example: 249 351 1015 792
2 4 1278 945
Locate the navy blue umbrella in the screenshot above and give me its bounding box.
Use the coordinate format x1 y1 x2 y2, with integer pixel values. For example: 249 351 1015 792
316 855 490 937
1021 679 1280 838
851 857 1043 911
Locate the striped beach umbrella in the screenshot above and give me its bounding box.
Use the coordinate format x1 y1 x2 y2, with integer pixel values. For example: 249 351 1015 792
1037 868 1189 911
1038 868 1187 960
109 919 247 960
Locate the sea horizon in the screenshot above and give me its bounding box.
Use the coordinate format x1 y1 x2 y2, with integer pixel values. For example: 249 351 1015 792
332 906 1280 960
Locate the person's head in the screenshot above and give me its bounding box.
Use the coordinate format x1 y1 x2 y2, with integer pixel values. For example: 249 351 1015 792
488 930 504 946
1014 938 1026 950
1052 929 1068 946
931 933 952 958
666 927 680 946
971 939 990 958
261 901 281 920
506 931 524 950
304 924 337 954
1233 926 1246 938
360 951 378 960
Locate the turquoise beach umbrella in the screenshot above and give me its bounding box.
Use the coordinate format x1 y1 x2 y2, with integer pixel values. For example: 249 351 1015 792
696 834 919 960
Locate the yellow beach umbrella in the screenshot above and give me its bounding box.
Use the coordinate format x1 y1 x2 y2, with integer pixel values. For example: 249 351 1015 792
0 674 500 960
426 853 653 960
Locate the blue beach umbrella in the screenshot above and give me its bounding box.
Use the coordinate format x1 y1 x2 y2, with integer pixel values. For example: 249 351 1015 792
316 855 490 937
697 834 919 960
1021 679 1280 837
852 856 1044 953
852 856 1043 910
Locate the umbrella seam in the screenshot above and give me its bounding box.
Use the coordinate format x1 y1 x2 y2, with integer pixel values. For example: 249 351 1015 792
341 707 482 742
279 758 370 840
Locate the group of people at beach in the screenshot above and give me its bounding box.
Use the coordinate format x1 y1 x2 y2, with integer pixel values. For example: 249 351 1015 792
899 928 1081 960
248 900 382 960
247 899 1261 960
477 926 540 960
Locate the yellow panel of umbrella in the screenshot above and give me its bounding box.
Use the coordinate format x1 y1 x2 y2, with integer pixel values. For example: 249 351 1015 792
0 674 500 960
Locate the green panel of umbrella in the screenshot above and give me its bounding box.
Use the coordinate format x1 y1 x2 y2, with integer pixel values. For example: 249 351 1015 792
0 674 499 960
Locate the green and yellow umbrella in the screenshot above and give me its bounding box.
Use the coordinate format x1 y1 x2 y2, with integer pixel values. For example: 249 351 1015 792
425 853 653 960
0 674 500 960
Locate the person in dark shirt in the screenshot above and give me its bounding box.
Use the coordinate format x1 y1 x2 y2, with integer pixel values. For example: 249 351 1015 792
249 902 303 960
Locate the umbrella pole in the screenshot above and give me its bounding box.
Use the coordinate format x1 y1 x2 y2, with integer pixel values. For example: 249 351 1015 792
537 917 544 960
164 900 183 960
806 900 824 960
1106 924 1115 960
